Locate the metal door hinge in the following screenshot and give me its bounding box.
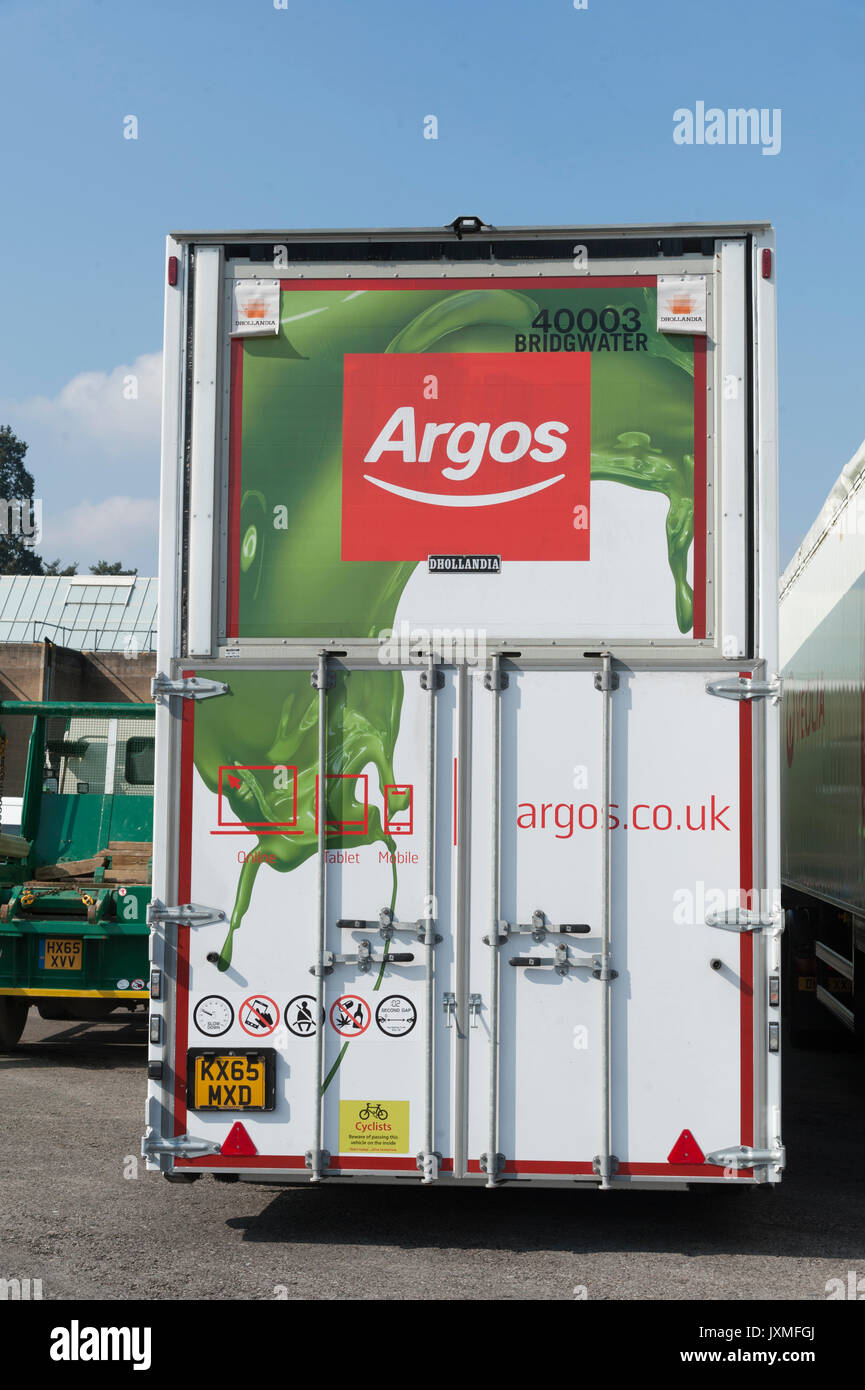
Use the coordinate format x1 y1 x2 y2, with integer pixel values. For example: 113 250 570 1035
417 1151 442 1181
705 1144 786 1171
305 1149 331 1170
310 653 334 689
705 908 782 933
147 900 227 928
594 669 619 692
479 1151 505 1176
152 673 229 702
142 1132 222 1160
706 675 781 704
593 1153 619 1178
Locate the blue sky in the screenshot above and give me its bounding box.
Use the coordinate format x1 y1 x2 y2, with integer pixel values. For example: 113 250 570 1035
0 0 862 571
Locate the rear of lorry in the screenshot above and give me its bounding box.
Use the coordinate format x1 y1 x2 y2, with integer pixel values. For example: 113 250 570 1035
780 439 865 1041
144 220 782 1188
0 701 154 1048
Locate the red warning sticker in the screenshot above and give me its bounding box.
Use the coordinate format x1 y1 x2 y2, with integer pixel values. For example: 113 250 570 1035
238 995 279 1037
329 994 372 1038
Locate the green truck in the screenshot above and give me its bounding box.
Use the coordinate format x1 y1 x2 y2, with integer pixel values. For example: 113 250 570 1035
0 700 155 1049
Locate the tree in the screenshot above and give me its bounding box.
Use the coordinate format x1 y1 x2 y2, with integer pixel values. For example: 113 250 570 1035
89 561 138 576
43 559 79 575
0 425 42 575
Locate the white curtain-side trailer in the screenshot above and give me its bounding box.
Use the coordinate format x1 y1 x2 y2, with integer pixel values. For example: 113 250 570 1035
780 437 865 1043
143 220 782 1189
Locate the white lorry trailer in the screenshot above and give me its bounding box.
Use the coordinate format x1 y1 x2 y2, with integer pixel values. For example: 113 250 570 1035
780 438 865 1042
143 219 782 1188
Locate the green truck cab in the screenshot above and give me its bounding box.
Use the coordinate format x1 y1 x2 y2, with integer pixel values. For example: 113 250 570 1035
0 701 154 1049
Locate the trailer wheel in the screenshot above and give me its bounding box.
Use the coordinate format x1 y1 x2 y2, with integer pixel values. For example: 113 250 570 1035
0 998 29 1051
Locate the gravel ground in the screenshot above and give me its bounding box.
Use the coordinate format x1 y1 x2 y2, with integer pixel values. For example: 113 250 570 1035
1 1010 863 1301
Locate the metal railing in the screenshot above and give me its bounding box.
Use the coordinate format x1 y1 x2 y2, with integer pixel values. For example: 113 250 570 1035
0 621 158 651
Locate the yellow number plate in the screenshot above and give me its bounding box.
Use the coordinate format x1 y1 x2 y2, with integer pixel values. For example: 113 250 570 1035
40 938 83 971
188 1050 275 1111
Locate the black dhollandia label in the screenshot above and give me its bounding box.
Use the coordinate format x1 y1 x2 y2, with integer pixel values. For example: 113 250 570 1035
428 554 502 574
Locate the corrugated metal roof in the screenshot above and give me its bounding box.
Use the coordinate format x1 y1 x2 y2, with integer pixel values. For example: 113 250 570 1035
0 575 157 652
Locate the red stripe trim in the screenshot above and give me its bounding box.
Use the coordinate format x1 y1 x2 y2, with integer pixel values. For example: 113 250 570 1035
691 336 707 638
464 1160 752 1178
453 757 458 848
225 339 243 639
278 276 656 293
177 1155 455 1172
738 693 755 1146
173 674 195 1135
175 1152 750 1179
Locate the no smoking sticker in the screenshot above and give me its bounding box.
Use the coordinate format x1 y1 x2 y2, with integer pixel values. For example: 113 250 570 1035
375 994 417 1037
329 995 371 1038
239 995 279 1037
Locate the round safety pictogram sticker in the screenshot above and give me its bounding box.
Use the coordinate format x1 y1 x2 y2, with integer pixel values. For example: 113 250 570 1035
375 994 417 1037
329 994 371 1038
285 994 322 1038
239 994 280 1037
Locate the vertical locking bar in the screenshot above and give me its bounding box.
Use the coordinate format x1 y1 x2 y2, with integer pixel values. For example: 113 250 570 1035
487 652 503 1187
310 650 329 1182
421 655 439 1182
597 651 614 1188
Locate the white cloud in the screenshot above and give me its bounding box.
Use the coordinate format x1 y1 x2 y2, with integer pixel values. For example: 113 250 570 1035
9 352 163 447
40 497 160 573
0 351 163 572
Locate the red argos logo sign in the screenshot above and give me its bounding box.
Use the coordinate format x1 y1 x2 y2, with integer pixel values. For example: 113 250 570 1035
341 352 591 561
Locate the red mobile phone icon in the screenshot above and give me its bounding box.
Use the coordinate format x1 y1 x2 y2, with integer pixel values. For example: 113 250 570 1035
384 784 413 835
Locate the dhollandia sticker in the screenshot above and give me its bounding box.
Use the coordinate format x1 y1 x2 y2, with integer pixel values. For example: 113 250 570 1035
338 1100 410 1153
231 279 280 336
340 351 591 561
657 275 707 335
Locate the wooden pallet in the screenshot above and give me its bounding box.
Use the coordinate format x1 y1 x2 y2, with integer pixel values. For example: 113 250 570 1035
32 841 152 883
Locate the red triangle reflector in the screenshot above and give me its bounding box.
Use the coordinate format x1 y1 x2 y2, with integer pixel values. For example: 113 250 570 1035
221 1121 257 1156
667 1129 705 1164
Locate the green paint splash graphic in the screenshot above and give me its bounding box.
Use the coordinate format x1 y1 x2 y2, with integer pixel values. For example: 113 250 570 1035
195 285 698 971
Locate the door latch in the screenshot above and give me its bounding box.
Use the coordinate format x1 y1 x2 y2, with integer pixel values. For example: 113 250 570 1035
309 942 415 975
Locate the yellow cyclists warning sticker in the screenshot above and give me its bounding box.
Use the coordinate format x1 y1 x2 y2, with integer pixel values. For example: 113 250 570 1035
338 1100 410 1153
